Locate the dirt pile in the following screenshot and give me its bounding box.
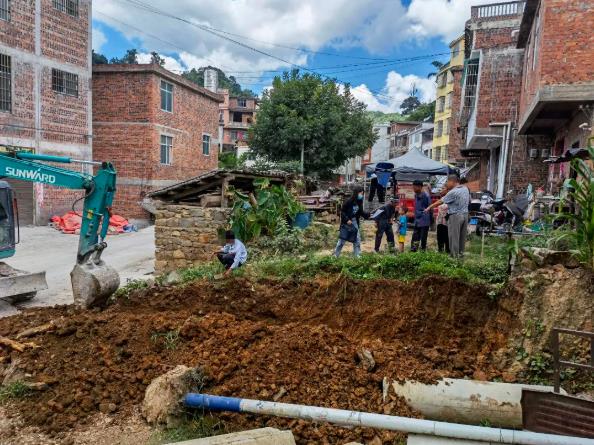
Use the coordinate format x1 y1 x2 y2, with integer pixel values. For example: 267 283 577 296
0 276 518 444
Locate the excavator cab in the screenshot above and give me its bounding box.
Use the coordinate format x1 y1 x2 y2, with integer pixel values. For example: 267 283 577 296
0 181 15 260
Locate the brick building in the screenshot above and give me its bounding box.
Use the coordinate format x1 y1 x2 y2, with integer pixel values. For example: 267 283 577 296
517 0 594 193
460 0 550 197
92 64 223 223
389 121 420 158
218 89 258 157
0 0 92 224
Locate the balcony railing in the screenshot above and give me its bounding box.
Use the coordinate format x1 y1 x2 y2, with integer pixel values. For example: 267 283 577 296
225 121 251 129
471 1 525 19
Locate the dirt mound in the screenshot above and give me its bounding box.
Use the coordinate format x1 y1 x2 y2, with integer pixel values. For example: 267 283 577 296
0 276 518 444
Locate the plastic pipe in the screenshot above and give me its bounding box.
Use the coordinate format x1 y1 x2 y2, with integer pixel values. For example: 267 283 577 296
184 394 594 445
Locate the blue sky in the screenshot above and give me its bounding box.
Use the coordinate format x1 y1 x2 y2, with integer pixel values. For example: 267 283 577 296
92 0 495 112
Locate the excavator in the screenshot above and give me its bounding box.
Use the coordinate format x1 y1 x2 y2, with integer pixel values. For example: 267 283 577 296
0 150 120 308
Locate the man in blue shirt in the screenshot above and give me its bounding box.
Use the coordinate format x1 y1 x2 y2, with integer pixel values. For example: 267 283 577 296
216 230 248 276
411 180 431 252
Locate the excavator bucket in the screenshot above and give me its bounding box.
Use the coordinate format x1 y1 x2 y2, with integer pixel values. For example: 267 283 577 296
71 261 120 308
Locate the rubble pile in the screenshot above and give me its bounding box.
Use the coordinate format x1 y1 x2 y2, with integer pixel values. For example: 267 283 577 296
0 276 519 444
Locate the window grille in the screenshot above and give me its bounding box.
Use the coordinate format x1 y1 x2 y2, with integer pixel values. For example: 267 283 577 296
0 53 10 112
160 135 172 165
53 0 78 17
0 0 10 21
202 134 210 155
160 80 173 112
52 69 79 97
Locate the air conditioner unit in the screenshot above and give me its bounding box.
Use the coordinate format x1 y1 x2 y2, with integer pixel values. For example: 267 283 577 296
529 149 539 159
540 148 551 159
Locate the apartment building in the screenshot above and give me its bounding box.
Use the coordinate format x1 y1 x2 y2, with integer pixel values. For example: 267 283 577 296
407 122 434 159
218 90 258 157
0 0 92 224
389 121 420 158
92 63 222 223
517 0 594 193
460 0 549 198
432 35 465 163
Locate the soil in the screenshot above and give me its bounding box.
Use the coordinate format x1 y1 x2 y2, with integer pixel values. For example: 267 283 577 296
0 275 521 444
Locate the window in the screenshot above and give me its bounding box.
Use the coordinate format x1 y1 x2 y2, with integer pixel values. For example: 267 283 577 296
437 96 445 113
434 147 441 161
444 118 449 135
52 69 78 97
446 92 453 109
0 0 10 21
160 135 172 165
0 54 10 112
532 9 541 70
53 0 78 17
447 71 454 84
202 134 210 156
436 120 444 137
237 98 247 108
160 80 173 112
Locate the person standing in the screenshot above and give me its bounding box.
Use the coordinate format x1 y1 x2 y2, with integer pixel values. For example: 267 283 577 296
411 180 431 252
436 202 449 253
368 173 378 203
397 205 408 253
335 187 368 258
425 175 470 258
215 231 248 276
373 199 398 253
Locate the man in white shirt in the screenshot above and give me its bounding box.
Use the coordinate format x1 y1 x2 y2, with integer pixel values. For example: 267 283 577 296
216 231 248 276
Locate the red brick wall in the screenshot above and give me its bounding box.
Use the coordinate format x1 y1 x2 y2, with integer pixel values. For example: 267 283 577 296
41 0 90 68
508 134 550 192
448 68 464 162
519 0 594 123
0 59 35 141
93 67 221 221
0 0 35 52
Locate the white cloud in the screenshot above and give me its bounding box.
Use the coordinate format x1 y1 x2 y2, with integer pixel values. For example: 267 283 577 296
92 27 107 51
406 0 505 42
137 52 186 73
352 70 436 113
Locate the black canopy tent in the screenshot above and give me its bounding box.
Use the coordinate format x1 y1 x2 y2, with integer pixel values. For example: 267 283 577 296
366 149 455 181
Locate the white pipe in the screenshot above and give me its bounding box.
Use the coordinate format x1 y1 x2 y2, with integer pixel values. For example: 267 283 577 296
490 121 512 199
184 394 594 445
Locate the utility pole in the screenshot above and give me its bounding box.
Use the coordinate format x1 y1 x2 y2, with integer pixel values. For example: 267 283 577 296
300 139 305 175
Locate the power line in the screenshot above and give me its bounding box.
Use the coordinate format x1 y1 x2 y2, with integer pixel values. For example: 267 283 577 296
113 0 412 102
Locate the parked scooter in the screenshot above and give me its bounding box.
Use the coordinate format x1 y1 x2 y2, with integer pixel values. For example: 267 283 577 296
469 191 529 234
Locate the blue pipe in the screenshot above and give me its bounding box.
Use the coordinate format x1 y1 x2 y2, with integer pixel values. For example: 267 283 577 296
184 393 594 445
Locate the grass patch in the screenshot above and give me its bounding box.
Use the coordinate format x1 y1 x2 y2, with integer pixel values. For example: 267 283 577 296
0 381 33 404
112 278 149 300
150 412 227 444
150 330 181 350
254 251 508 285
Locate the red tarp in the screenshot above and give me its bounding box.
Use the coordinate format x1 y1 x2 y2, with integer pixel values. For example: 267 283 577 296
50 211 129 235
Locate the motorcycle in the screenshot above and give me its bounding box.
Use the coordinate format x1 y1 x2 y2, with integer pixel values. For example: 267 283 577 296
469 191 529 234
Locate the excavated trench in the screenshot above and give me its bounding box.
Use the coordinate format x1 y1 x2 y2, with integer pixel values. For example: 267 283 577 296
0 276 521 444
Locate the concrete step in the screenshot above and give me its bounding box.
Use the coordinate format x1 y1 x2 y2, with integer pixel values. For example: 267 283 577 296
165 427 296 445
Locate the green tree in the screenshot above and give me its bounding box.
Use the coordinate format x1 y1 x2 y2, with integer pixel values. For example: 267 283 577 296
249 70 376 177
110 49 139 64
150 51 165 66
92 50 108 65
400 96 421 115
406 101 435 121
427 60 446 78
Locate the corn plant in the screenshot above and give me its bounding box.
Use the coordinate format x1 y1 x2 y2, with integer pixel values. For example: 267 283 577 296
566 145 594 269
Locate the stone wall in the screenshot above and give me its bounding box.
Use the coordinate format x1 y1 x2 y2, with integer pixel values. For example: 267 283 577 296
154 204 230 274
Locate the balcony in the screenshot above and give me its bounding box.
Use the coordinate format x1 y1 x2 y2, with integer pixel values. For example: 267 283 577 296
471 1 525 19
225 121 251 129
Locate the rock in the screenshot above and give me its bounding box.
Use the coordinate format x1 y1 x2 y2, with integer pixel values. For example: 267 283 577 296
142 365 202 427
179 316 202 338
172 249 186 259
356 349 376 372
163 270 182 286
99 402 117 414
368 437 382 445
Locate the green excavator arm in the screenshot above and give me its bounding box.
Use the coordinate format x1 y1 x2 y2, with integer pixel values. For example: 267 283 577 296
0 151 120 307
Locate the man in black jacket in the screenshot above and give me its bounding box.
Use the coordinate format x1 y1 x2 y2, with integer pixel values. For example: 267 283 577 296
373 199 398 253
334 187 368 258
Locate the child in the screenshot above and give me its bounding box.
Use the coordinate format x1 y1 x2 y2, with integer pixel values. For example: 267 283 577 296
397 206 408 253
215 230 248 276
436 202 449 253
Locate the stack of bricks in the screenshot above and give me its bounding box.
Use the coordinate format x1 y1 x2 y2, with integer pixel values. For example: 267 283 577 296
154 204 230 274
